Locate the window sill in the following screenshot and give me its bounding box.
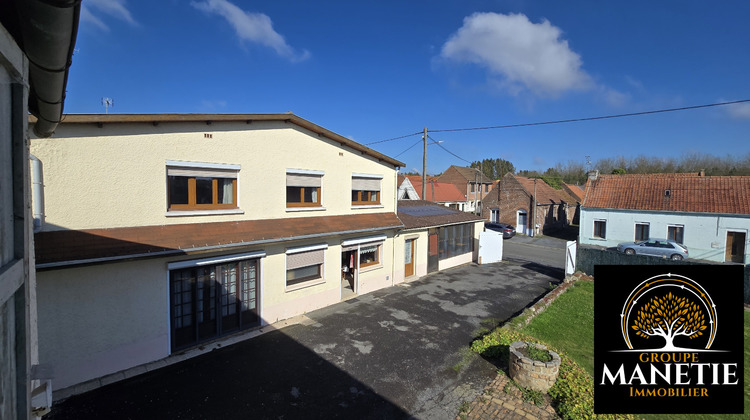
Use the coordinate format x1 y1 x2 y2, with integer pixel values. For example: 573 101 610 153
286 207 326 212
166 209 244 217
589 237 607 241
285 278 326 292
351 205 384 210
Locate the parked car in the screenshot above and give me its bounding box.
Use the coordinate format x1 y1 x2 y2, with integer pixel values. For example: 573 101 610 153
616 238 689 260
485 222 516 239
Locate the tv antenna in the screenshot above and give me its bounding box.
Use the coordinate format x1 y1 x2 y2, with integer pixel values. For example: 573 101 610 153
101 97 114 114
585 155 592 171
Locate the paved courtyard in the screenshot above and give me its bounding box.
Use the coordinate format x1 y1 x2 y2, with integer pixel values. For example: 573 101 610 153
46 258 563 420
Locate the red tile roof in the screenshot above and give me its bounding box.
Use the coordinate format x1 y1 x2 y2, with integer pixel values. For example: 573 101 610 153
408 179 467 202
35 213 403 268
583 173 750 215
563 183 584 202
512 175 578 204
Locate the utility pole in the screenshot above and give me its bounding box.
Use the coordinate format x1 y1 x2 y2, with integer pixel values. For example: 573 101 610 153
422 127 427 201
533 178 537 237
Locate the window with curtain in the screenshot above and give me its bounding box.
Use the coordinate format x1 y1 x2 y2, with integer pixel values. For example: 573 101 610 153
167 161 239 211
352 174 382 205
287 170 323 207
359 243 381 267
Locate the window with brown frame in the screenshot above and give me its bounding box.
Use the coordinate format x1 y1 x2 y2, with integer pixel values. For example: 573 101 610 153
351 175 382 206
287 171 323 208
358 243 381 268
167 163 238 211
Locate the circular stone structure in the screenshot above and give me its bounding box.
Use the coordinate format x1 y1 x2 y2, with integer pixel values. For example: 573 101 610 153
508 341 561 392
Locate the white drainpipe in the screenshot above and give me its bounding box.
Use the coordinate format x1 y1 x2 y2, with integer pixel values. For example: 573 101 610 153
30 154 44 232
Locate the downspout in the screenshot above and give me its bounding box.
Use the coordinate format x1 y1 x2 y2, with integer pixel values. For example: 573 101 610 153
29 154 44 232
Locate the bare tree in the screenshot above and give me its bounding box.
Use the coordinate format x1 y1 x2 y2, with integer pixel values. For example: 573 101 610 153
631 292 707 350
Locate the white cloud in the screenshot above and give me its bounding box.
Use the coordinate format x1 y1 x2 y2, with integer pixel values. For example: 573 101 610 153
81 0 137 31
440 12 591 97
191 0 310 62
725 101 750 119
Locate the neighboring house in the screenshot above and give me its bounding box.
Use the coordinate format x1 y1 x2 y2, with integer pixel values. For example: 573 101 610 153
579 171 750 263
482 173 579 235
1 1 79 417
562 183 584 224
395 200 484 279
397 175 420 200
399 175 468 210
436 165 494 214
29 113 407 395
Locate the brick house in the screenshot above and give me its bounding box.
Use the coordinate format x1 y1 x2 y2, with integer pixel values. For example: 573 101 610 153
482 173 579 236
398 175 468 210
436 166 494 213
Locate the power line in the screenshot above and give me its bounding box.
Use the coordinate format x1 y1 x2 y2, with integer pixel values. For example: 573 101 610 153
394 138 423 158
365 99 750 144
428 135 471 164
365 131 423 146
430 99 750 134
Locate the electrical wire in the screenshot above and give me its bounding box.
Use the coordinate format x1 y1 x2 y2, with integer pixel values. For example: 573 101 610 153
394 138 423 158
430 99 750 133
364 99 750 144
428 134 472 164
365 131 423 146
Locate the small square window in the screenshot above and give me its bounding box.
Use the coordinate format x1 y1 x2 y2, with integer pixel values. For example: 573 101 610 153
668 225 684 244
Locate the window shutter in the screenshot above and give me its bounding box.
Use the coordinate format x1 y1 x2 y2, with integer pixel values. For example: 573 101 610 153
168 167 238 178
352 177 381 191
287 249 324 270
287 173 322 188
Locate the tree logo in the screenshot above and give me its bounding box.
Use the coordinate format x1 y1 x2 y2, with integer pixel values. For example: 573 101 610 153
620 273 716 351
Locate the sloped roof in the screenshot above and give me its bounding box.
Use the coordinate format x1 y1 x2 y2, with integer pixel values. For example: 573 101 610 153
445 166 494 184
582 173 750 215
35 213 403 268
408 180 467 202
397 200 484 229
31 113 405 168
563 183 585 202
512 175 578 204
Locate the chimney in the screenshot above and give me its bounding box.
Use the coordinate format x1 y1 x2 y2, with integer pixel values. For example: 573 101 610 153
587 170 599 181
698 169 706 177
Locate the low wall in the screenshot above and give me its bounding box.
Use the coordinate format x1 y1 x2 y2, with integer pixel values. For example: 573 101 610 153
575 245 750 304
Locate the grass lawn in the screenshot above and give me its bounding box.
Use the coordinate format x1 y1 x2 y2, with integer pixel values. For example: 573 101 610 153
520 281 749 420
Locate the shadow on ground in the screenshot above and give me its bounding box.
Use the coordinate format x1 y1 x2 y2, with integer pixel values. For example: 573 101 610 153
44 329 409 420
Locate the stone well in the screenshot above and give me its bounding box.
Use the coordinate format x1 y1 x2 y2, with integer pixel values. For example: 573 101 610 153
508 341 561 392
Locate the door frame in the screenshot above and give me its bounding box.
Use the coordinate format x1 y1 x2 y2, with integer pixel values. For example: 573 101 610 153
404 238 416 278
726 231 747 263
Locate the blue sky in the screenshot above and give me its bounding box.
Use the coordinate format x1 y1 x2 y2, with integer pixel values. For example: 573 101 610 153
67 0 750 174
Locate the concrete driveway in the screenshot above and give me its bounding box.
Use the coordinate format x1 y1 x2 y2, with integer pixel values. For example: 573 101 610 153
46 261 562 420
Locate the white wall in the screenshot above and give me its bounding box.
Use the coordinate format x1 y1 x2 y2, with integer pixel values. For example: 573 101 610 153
580 208 750 263
37 259 170 391
30 120 398 231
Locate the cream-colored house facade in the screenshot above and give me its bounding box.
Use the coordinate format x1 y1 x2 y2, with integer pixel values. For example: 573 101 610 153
30 114 410 394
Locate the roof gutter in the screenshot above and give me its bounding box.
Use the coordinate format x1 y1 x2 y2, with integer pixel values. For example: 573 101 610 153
15 0 81 138
36 223 405 270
